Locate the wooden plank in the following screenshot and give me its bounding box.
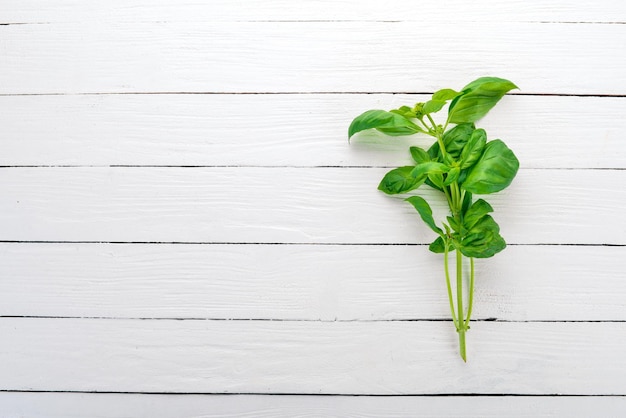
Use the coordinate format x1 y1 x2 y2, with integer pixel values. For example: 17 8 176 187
2 318 625 394
0 167 623 244
1 244 624 321
1 22 625 94
3 0 626 23
1 94 624 169
2 392 625 418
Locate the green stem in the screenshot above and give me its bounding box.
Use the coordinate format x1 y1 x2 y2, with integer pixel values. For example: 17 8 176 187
465 257 475 328
426 114 438 131
443 240 458 327
456 249 467 362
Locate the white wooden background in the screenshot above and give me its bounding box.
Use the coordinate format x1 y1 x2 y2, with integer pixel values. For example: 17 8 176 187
1 1 626 416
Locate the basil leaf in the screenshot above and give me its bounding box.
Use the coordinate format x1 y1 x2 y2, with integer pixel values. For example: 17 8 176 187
426 172 444 191
443 166 461 186
427 141 441 162
405 196 443 235
462 139 519 194
378 166 426 195
410 146 430 164
422 99 447 115
460 128 487 169
443 123 475 160
411 161 450 179
460 215 506 258
429 236 453 254
447 77 518 124
461 191 473 214
447 216 461 233
348 109 423 139
432 88 459 101
390 106 417 119
463 199 494 230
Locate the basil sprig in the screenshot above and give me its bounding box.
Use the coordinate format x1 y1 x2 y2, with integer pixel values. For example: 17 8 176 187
349 77 519 361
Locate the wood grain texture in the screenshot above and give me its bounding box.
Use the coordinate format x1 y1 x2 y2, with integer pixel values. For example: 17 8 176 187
3 0 626 23
2 318 626 395
1 94 624 168
1 167 623 244
2 392 625 418
1 244 624 321
1 21 625 94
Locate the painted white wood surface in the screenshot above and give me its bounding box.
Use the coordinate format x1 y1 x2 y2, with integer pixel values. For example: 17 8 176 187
3 393 625 418
1 21 625 95
2 0 625 415
1 94 624 168
4 0 625 23
1 168 623 244
1 244 623 321
2 319 626 394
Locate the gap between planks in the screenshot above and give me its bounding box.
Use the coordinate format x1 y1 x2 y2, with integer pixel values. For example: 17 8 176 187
1 390 625 396
0 92 625 97
1 316 624 324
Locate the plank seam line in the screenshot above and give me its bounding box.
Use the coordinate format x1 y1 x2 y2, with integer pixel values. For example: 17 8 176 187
0 241 623 247
0 92 624 98
0 390 624 397
1 20 624 25
0 166 624 170
2 316 624 323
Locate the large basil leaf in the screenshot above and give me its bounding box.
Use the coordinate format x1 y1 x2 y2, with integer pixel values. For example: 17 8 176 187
460 215 506 258
378 166 425 195
348 109 423 139
405 196 443 235
447 77 518 124
461 140 519 194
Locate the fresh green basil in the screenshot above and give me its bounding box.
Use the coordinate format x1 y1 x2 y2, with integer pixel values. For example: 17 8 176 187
405 196 443 235
378 166 426 195
462 139 519 194
348 77 519 361
348 109 423 139
447 77 518 124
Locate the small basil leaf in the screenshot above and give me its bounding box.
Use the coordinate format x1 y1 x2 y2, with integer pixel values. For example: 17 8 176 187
447 77 518 124
426 172 444 191
422 99 447 115
443 123 475 159
463 199 494 230
432 88 459 101
462 139 519 194
390 106 417 119
427 141 441 162
378 166 426 195
410 146 430 164
460 128 487 169
447 216 461 233
429 236 448 253
443 166 461 186
405 196 443 235
461 191 473 214
411 162 450 179
348 109 423 139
